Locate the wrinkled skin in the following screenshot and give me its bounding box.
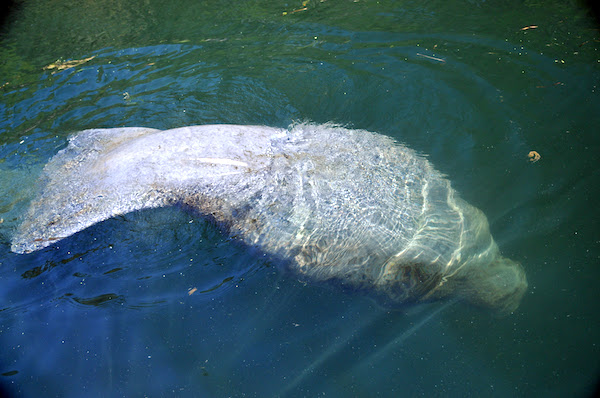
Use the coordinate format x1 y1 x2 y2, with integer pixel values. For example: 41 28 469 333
11 124 527 314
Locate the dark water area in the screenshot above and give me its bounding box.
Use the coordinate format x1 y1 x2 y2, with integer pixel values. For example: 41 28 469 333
0 0 599 396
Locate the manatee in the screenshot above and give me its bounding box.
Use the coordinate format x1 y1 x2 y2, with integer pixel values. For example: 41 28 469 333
11 124 527 313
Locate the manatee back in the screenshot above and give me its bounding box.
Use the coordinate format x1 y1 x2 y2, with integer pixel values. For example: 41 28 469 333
216 125 434 293
215 124 527 312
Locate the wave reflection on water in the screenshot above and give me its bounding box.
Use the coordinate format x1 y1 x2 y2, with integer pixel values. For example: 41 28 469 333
1 1 599 396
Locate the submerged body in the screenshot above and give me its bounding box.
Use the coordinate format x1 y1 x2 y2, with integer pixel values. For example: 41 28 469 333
11 124 527 313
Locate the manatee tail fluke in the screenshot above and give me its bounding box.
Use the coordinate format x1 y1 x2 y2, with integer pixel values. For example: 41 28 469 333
11 127 169 254
11 125 278 254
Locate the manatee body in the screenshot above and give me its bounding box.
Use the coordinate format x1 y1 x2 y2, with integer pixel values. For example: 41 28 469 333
11 124 527 313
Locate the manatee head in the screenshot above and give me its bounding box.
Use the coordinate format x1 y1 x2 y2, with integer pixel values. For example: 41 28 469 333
459 256 528 315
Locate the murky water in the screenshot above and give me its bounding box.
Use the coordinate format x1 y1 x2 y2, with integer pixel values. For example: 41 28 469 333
1 0 599 396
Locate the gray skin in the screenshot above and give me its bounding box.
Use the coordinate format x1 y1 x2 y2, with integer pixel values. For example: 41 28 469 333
11 124 527 314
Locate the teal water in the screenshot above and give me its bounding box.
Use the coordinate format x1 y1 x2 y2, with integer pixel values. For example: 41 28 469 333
0 0 599 396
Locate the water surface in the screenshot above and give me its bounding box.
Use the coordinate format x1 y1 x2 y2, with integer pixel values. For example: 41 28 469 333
1 0 599 396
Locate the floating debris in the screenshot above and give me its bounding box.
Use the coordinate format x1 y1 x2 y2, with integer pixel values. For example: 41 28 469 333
416 53 446 63
44 56 96 74
528 150 541 163
283 0 310 15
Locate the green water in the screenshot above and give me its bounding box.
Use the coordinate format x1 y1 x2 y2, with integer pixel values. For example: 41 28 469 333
0 0 599 397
